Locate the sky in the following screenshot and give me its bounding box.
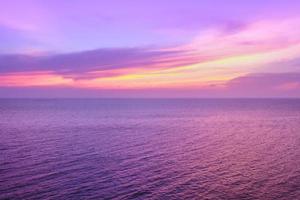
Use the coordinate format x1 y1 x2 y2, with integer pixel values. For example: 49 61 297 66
1 0 300 98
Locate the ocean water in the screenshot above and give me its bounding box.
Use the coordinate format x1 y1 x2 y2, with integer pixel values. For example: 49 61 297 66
1 99 300 200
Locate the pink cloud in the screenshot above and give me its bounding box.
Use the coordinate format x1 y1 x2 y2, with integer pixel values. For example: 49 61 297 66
225 73 300 97
1 17 300 93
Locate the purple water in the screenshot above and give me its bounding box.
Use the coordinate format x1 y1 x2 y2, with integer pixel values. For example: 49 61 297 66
1 99 300 199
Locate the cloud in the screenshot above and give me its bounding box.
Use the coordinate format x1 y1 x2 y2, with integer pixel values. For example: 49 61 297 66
225 73 300 97
2 18 300 93
0 47 190 77
1 73 299 98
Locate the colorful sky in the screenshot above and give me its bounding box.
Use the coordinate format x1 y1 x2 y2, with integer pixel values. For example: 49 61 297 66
1 0 300 97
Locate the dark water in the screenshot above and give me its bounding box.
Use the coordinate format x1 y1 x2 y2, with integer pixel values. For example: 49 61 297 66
1 99 300 200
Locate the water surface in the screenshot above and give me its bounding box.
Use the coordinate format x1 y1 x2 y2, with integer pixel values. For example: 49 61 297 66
1 99 300 199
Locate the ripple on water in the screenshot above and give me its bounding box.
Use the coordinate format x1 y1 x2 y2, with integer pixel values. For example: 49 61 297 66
1 99 300 199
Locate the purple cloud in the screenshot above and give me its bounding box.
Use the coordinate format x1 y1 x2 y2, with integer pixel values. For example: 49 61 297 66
226 73 300 97
1 73 299 98
0 47 192 79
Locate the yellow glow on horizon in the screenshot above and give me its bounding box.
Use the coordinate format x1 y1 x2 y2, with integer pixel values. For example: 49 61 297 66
2 18 300 90
80 42 300 89
2 41 300 89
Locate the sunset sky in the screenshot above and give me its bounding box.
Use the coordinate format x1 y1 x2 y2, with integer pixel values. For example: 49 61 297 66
1 0 300 97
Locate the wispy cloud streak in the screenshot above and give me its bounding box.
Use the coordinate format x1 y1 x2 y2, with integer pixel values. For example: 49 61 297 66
1 17 300 97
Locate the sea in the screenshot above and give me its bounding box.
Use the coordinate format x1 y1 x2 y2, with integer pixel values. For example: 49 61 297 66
1 99 300 199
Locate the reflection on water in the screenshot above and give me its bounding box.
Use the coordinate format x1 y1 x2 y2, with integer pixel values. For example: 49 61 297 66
1 99 300 199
